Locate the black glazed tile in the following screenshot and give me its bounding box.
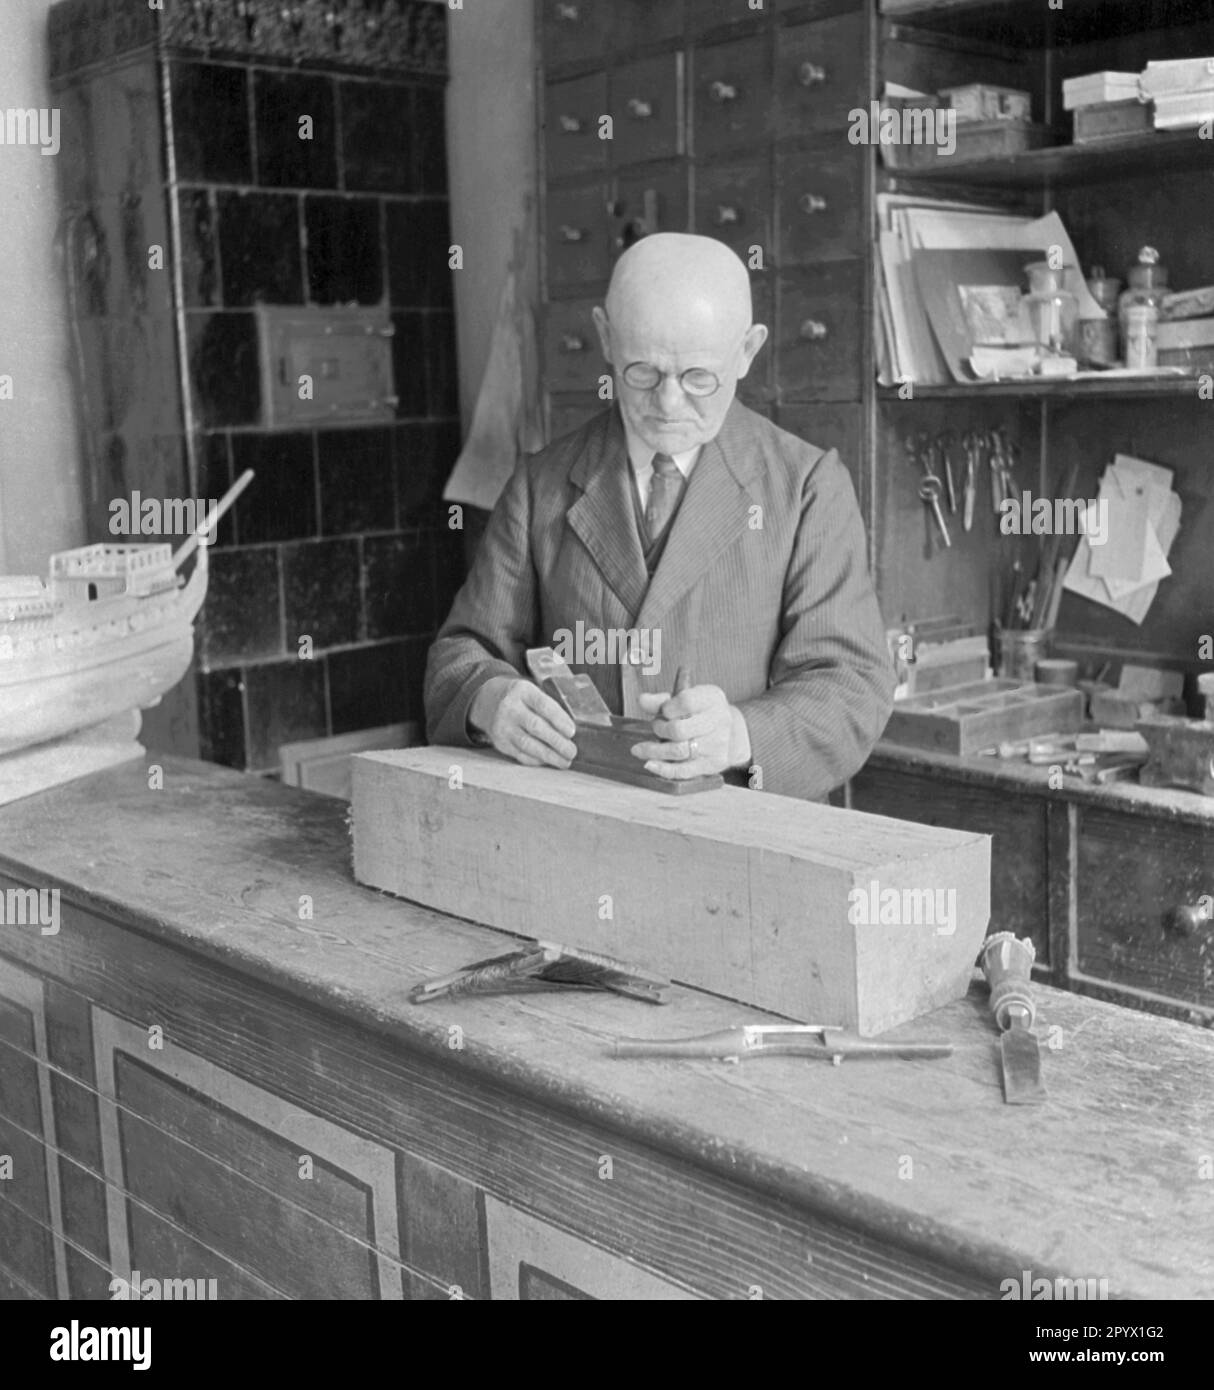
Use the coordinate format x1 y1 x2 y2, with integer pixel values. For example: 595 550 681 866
317 428 395 535
328 641 411 734
254 70 337 190
104 433 190 541
197 668 247 770
425 311 459 418
228 431 317 544
363 533 434 639
390 311 429 418
340 80 416 194
385 200 452 308
195 432 235 548
178 189 220 308
281 538 362 652
402 634 431 724
216 190 303 306
395 420 460 525
185 312 261 428
304 195 382 305
170 62 252 185
413 85 448 195
244 658 328 772
432 526 467 620
198 547 282 667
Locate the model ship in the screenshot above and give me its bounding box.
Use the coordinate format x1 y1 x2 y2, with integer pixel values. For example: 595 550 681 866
0 471 252 757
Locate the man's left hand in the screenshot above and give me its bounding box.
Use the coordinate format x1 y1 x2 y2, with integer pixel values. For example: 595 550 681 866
632 683 750 781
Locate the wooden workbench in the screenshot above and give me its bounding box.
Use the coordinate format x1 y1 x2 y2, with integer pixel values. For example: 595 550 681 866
0 758 1210 1300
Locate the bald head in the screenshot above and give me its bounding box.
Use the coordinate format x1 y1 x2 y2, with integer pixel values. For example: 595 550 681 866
605 234 754 345
593 234 768 456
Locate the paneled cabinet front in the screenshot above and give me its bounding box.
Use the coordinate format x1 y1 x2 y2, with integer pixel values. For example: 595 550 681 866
692 34 770 158
776 261 863 401
776 143 864 264
775 13 867 137
543 298 601 393
546 182 610 291
545 72 608 179
609 53 683 166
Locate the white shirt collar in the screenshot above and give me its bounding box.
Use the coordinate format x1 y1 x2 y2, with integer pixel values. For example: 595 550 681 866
620 414 702 486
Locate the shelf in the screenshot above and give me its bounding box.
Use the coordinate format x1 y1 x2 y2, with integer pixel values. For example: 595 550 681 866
881 129 1214 188
876 375 1207 401
880 0 1214 47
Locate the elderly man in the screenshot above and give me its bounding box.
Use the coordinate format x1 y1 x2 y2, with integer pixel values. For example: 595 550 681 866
424 233 893 801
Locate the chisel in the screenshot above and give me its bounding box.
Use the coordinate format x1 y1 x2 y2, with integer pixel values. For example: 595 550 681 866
980 932 1047 1105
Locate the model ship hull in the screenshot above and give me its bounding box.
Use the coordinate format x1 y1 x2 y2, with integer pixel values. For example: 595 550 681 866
0 552 206 757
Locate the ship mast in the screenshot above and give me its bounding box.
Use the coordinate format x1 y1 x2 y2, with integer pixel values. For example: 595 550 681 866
171 470 255 571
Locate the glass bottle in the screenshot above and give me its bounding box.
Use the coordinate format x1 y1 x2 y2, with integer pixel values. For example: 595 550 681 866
1118 247 1169 344
1024 261 1079 358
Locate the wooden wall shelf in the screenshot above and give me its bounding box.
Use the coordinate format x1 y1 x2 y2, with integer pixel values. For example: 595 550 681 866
877 376 1207 401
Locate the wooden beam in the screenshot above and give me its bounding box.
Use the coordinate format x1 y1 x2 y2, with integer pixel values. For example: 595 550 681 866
352 748 991 1035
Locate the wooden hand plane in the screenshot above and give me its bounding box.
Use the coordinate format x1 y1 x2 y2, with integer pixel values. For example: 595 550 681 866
524 647 723 795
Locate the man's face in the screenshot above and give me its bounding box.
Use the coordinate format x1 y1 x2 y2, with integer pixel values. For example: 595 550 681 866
592 307 766 456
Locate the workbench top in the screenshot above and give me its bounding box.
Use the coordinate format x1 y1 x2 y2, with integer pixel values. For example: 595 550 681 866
1 758 1211 1299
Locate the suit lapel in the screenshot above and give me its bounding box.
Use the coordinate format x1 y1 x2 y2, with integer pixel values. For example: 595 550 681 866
636 400 760 630
566 408 649 620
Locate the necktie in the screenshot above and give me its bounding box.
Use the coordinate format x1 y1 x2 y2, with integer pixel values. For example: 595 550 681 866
644 453 684 546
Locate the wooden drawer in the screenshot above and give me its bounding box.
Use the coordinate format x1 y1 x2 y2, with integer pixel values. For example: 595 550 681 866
541 0 607 69
544 72 608 180
547 394 605 442
546 182 610 291
543 299 601 393
689 0 771 34
850 766 1049 966
775 12 866 136
776 261 863 401
694 157 771 264
609 54 684 167
776 142 864 264
1075 806 1214 1008
776 402 863 504
611 0 685 52
692 34 770 158
610 161 689 258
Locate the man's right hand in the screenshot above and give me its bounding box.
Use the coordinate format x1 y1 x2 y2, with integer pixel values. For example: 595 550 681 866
468 676 578 769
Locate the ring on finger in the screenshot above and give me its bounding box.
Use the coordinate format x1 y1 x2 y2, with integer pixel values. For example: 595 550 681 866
687 738 699 761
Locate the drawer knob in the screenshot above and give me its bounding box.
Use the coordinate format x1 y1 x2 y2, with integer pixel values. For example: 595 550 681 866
558 114 583 133
800 192 828 214
715 204 740 226
799 62 828 87
559 334 587 353
558 224 585 243
709 81 738 103
555 2 579 20
626 97 653 119
1163 900 1214 939
799 318 828 341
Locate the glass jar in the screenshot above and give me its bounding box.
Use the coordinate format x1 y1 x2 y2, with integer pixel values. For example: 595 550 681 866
1118 247 1169 346
1024 262 1079 358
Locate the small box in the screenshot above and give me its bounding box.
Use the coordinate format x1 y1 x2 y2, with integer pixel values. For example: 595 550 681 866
939 83 1032 123
1063 72 1140 111
1141 56 1214 100
1073 99 1153 144
883 679 1084 756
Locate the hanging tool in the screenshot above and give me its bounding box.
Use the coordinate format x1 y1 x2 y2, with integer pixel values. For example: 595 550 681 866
962 430 978 532
937 430 958 514
610 1023 953 1064
919 475 952 549
411 941 671 1005
980 933 1046 1104
525 647 722 794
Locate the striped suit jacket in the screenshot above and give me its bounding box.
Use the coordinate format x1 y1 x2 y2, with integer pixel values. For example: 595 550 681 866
424 400 894 800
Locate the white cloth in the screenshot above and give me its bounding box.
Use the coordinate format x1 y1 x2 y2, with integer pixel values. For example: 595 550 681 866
620 415 701 512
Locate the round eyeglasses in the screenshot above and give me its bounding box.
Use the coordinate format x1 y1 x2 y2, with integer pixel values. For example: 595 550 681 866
620 363 723 397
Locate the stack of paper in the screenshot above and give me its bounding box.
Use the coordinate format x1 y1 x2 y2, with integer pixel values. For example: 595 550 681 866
1062 455 1182 625
876 197 1101 385
1141 57 1214 129
1062 72 1140 110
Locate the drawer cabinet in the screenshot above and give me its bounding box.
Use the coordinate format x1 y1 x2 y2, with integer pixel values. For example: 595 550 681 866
543 298 601 393
776 261 863 401
611 161 689 257
546 182 609 291
776 402 864 507
544 72 608 179
776 143 864 264
611 0 685 53
542 0 607 69
850 766 1051 965
1075 807 1214 1007
692 34 770 158
775 13 867 136
695 156 771 263
609 53 683 167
